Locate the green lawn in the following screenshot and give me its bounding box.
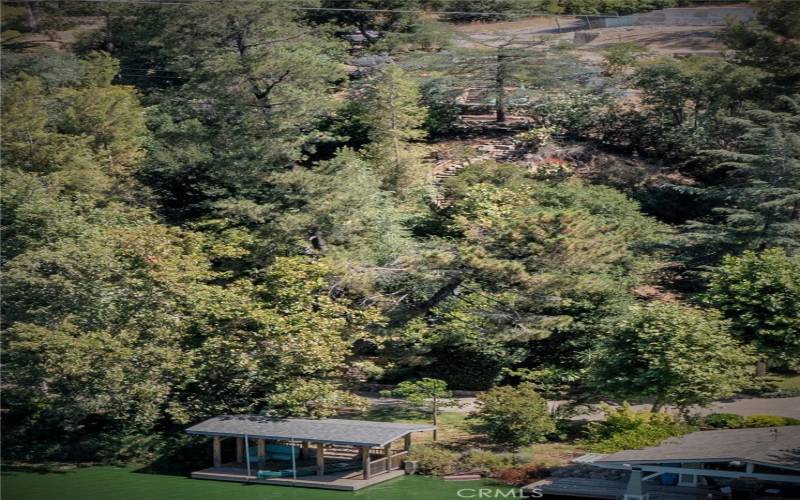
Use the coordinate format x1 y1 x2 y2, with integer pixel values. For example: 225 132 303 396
775 374 800 390
1 465 510 500
357 407 475 444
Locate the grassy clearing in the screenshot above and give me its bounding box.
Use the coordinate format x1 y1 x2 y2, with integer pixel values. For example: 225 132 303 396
517 442 584 468
357 405 476 444
356 404 583 469
775 373 800 390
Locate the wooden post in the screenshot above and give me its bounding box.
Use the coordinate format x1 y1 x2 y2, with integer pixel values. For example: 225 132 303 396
362 446 371 479
301 440 309 459
433 429 438 442
213 436 222 468
257 439 266 468
236 437 244 463
316 442 325 476
383 443 392 472
404 434 412 451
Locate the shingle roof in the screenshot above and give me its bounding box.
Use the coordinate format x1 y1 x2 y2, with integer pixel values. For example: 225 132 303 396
185 415 436 447
596 426 800 470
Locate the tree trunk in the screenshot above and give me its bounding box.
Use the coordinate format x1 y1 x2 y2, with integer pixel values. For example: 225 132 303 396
495 51 508 123
755 359 767 377
432 398 438 441
651 398 663 413
24 2 39 32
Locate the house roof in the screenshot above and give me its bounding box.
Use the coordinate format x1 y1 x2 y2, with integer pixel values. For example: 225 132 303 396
595 426 800 470
185 415 436 447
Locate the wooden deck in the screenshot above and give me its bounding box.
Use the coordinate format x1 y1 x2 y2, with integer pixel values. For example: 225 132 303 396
190 465 406 491
524 477 716 499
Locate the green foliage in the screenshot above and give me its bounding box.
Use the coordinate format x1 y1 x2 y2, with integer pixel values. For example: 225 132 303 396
743 415 800 427
703 249 800 365
503 366 581 399
584 403 695 453
383 378 458 425
683 98 800 265
407 444 460 475
587 302 756 410
602 43 647 75
472 384 556 447
559 0 677 15
721 0 800 92
131 2 348 217
703 413 745 429
461 449 520 474
444 0 545 22
305 0 421 42
621 56 762 159
360 64 430 196
524 89 610 139
420 77 462 135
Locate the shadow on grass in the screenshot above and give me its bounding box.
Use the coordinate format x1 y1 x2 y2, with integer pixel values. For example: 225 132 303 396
356 405 431 422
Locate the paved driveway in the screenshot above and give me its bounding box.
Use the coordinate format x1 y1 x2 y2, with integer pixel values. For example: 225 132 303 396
362 393 800 420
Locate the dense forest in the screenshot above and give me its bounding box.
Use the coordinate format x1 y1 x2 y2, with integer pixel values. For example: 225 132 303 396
1 0 799 466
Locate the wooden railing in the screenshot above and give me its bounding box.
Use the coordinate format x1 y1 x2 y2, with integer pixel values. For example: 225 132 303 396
368 450 409 476
392 450 408 469
368 457 389 475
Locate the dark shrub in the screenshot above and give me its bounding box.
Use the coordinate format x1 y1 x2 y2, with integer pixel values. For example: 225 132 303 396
703 413 745 429
472 383 556 447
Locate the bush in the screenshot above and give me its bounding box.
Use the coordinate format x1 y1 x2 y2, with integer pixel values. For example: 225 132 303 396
407 444 459 475
743 415 800 428
703 413 745 429
583 403 695 453
461 449 519 475
495 464 549 486
472 383 556 447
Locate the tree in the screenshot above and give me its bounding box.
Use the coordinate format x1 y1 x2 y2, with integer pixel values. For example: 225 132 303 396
587 302 756 411
360 64 429 196
381 378 458 433
471 383 555 447
304 0 421 45
614 55 763 160
123 2 348 218
444 0 546 22
387 162 668 389
404 33 586 123
682 96 800 265
721 0 800 93
704 248 800 371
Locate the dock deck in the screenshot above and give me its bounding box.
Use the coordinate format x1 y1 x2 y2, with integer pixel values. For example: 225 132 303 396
190 465 406 491
524 477 714 499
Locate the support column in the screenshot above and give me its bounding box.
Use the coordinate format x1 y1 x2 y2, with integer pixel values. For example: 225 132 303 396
383 443 392 472
301 441 309 459
316 442 325 476
362 446 371 479
213 436 222 468
236 437 244 463
404 434 412 451
257 439 266 468
624 468 644 500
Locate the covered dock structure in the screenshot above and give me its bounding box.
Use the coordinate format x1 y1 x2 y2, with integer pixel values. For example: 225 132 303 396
185 415 436 490
526 426 800 499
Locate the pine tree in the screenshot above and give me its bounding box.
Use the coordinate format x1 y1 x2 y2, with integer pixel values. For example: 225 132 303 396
683 95 800 263
360 64 430 196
